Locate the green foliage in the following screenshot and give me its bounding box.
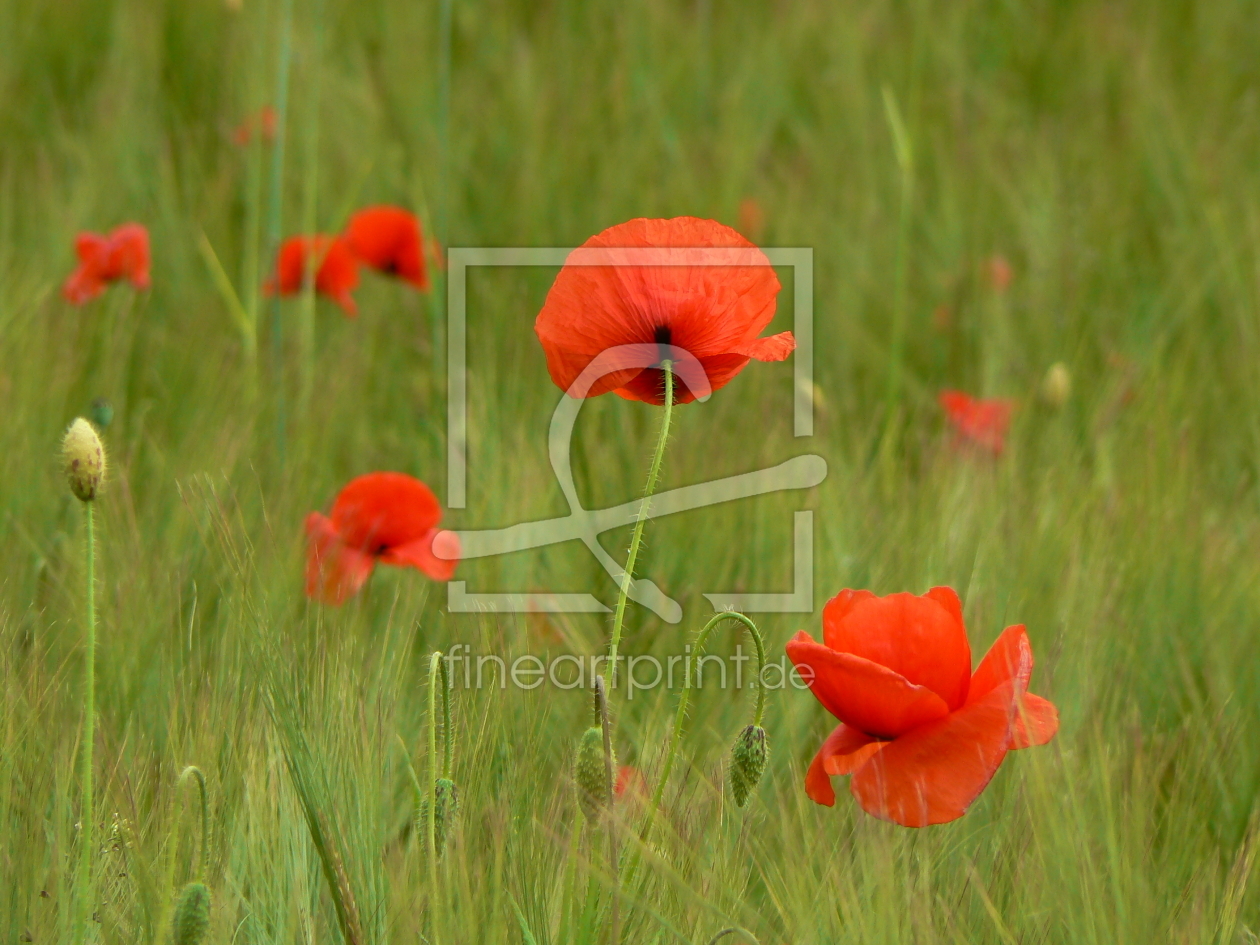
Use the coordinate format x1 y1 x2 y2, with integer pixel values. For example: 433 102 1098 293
2 0 1260 942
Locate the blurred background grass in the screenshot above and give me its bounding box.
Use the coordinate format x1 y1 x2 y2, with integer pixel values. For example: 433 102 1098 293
3 0 1260 942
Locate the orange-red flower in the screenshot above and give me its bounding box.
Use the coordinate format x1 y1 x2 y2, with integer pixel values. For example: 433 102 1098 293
305 472 460 605
265 235 360 317
344 205 429 291
939 390 1013 455
614 765 647 801
787 587 1058 827
63 223 151 304
534 217 794 405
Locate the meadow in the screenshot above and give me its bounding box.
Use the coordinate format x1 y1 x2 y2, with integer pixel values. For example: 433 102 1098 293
3 0 1260 942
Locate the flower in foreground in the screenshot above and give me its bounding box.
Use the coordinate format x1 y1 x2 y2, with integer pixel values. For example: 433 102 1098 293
265 235 360 317
534 216 794 404
344 205 430 291
63 223 151 304
305 472 459 605
939 390 1013 456
787 587 1058 827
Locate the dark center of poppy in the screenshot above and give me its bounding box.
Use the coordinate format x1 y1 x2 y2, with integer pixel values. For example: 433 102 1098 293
653 324 672 346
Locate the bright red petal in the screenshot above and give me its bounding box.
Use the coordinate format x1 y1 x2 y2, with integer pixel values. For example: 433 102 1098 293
849 681 1019 827
329 472 444 553
345 206 429 290
1011 693 1058 748
968 624 1058 749
379 527 459 581
108 223 151 290
822 589 972 711
304 512 376 605
787 632 950 738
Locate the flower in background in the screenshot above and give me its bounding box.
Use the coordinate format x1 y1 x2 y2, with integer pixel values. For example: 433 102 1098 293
614 765 647 801
939 390 1014 456
427 235 446 273
534 216 794 405
737 197 765 243
344 205 430 291
1040 362 1072 409
305 472 459 605
264 235 360 317
232 105 277 146
63 223 151 304
787 587 1057 827
985 254 1013 292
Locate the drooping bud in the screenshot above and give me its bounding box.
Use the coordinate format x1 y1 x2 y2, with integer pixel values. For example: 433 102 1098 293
172 881 211 945
1041 362 1072 409
61 418 106 502
729 724 768 808
417 777 460 858
574 726 613 821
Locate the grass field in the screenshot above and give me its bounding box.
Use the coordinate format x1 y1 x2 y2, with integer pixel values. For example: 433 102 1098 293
4 1 1260 942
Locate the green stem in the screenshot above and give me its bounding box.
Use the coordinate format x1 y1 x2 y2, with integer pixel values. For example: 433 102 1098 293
624 611 764 887
594 676 619 944
426 651 445 872
177 766 210 881
606 363 674 689
75 502 96 940
440 654 454 780
267 0 295 465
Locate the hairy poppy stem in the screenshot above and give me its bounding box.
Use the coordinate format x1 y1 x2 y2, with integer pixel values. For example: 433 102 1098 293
593 675 620 944
177 765 210 880
266 0 295 464
426 651 446 871
606 362 674 688
623 611 765 887
75 502 97 940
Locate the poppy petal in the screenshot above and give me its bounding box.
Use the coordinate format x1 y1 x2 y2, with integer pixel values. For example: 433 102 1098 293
379 528 460 581
968 624 1034 703
849 681 1019 827
731 330 795 362
823 725 886 776
1011 693 1059 748
821 590 972 711
329 472 444 552
787 632 950 738
305 512 376 605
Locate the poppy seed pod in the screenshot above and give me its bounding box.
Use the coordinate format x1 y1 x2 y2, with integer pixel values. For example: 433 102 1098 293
61 418 106 502
1041 362 1072 409
729 724 768 808
172 882 211 945
574 726 613 821
418 777 460 858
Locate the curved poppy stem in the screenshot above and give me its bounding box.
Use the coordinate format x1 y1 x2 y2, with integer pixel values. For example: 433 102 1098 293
177 765 210 881
704 929 761 945
606 362 674 689
621 611 764 890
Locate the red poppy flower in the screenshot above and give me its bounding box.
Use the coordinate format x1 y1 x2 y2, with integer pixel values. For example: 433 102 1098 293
614 765 647 801
63 223 151 304
787 587 1058 827
534 217 794 405
986 254 1013 292
305 472 460 605
939 390 1014 455
344 205 429 291
232 105 278 146
264 235 360 317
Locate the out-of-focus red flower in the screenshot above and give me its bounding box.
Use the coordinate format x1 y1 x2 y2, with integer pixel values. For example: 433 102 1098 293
614 765 647 800
344 205 429 291
986 255 1013 292
787 587 1058 827
939 390 1014 456
63 223 151 304
264 235 360 317
534 217 794 405
305 472 459 605
232 105 277 146
737 197 765 243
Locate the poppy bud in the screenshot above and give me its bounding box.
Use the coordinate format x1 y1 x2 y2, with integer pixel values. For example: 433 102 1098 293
574 726 613 821
61 418 106 502
418 777 460 858
172 881 211 945
729 724 768 808
1041 362 1072 409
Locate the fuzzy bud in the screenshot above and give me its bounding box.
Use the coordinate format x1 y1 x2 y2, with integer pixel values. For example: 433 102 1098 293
1041 362 1072 409
574 726 613 821
418 777 460 858
172 881 211 945
729 724 768 808
61 418 106 502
